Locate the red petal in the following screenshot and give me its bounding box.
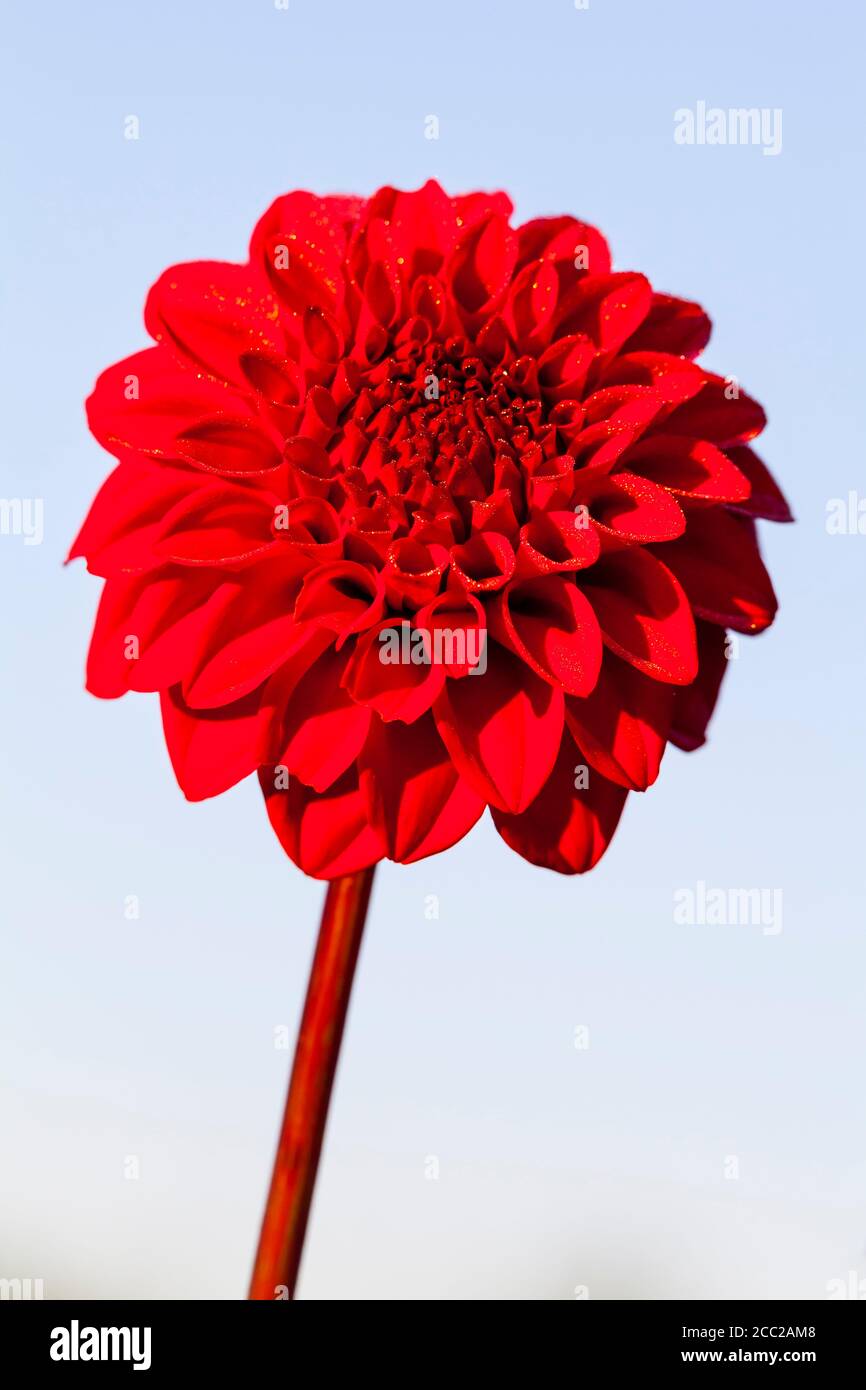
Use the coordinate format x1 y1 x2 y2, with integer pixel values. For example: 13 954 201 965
450 532 515 593
537 334 595 402
623 292 712 359
571 386 667 467
283 436 337 498
153 486 277 568
259 766 386 879
366 181 456 281
599 351 705 409
445 212 518 327
580 471 686 546
556 272 652 353
452 188 515 226
86 571 227 697
669 620 730 751
470 489 521 545
516 509 601 577
492 731 628 874
503 259 559 351
655 510 778 634
293 560 385 644
68 457 203 571
276 496 343 560
582 548 698 685
359 714 485 862
183 576 324 710
516 215 612 278
342 619 446 722
174 417 282 477
662 373 766 447
161 681 282 801
565 656 674 790
279 641 373 791
625 433 751 506
85 348 252 462
384 538 449 609
433 640 564 812
144 261 283 386
413 591 487 679
726 446 794 522
489 575 603 697
249 192 351 320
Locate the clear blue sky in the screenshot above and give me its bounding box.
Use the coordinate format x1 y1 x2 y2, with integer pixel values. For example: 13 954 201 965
2 0 865 1298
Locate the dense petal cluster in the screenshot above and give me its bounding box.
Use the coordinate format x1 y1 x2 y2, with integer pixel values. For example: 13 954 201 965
71 181 789 878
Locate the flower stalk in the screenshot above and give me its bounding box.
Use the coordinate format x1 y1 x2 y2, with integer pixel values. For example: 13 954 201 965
248 866 376 1299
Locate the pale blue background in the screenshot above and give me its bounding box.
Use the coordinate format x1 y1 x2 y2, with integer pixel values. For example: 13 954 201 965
2 0 864 1299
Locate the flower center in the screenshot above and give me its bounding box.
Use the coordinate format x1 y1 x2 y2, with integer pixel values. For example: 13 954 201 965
360 333 550 500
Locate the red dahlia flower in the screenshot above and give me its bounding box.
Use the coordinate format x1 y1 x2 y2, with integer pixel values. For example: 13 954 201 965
71 179 789 880
72 181 789 1299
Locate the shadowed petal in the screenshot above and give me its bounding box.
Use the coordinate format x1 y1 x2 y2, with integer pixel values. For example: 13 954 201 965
433 640 564 812
492 731 628 874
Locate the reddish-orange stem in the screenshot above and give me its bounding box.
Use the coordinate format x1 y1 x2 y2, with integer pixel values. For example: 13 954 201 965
248 867 375 1300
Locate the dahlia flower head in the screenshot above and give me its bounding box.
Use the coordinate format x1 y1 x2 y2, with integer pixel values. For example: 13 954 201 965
71 180 789 879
